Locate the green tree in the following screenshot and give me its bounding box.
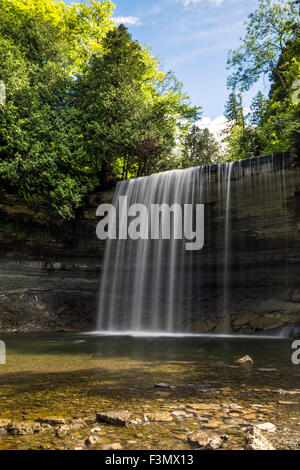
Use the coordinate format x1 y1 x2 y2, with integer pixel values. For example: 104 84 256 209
224 125 264 161
225 0 300 161
181 126 221 168
224 92 245 129
0 1 201 219
249 91 268 126
74 25 200 179
227 0 298 92
223 91 265 160
0 0 114 219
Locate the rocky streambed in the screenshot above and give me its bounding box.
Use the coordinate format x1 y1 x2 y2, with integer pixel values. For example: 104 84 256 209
0 333 299 450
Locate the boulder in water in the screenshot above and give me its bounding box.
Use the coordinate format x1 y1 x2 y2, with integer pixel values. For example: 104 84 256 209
235 355 254 366
245 426 275 450
37 417 67 426
187 431 228 450
6 421 42 436
55 424 70 438
96 410 132 426
256 422 276 433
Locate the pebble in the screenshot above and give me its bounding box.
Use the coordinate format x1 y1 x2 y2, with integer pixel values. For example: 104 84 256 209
84 435 101 446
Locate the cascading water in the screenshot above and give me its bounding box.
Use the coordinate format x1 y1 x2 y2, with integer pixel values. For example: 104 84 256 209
223 161 234 323
96 154 290 334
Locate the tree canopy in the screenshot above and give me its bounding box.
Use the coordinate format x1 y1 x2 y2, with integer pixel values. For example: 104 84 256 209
224 0 300 161
0 0 200 220
0 0 299 220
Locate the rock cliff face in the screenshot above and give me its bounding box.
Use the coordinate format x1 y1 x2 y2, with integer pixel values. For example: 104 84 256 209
0 152 299 336
0 189 114 331
184 153 300 337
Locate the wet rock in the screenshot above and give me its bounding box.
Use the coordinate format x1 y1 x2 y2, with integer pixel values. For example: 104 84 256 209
245 427 275 450
155 391 171 398
187 320 211 333
278 389 300 395
187 431 228 450
242 413 258 420
84 435 102 446
0 419 10 428
55 424 70 438
204 419 226 429
154 383 176 390
7 421 42 436
214 318 232 334
189 403 221 411
128 417 142 425
143 412 173 422
172 410 194 418
228 404 243 410
37 417 67 426
90 426 102 434
256 423 276 433
96 411 132 426
103 443 123 450
235 355 254 366
233 315 252 328
278 401 298 405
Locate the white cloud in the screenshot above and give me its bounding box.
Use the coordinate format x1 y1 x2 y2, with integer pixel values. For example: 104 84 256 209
113 16 141 26
199 115 228 147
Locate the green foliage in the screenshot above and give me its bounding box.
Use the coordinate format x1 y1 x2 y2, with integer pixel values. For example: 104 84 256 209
0 0 116 220
227 0 298 92
180 126 222 168
224 92 245 128
249 91 268 126
0 1 200 219
225 0 300 162
224 125 265 161
73 25 200 178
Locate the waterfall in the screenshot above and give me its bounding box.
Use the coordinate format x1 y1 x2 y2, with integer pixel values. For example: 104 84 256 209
223 161 234 321
96 154 290 334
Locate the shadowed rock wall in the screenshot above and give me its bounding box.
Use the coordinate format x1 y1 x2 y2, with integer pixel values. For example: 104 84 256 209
0 189 114 331
184 153 300 337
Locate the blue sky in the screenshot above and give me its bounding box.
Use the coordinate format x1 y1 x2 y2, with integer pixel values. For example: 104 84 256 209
111 0 266 122
69 0 269 136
